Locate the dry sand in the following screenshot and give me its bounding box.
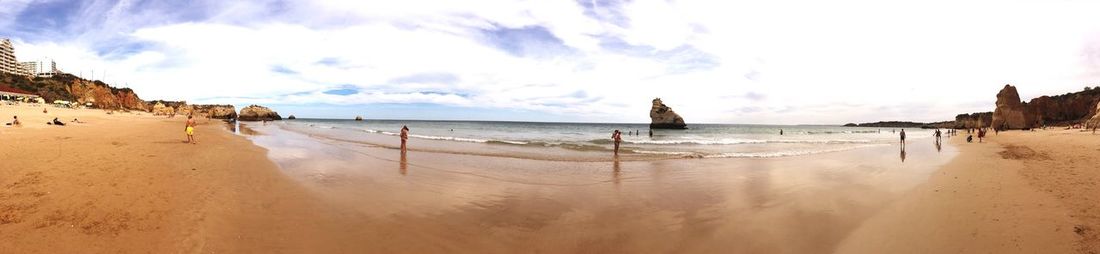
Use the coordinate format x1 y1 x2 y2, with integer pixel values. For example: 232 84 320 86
838 129 1100 254
0 104 341 253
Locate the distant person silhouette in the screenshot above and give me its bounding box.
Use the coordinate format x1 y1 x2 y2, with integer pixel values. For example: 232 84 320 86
899 129 906 149
400 125 410 153
612 130 623 156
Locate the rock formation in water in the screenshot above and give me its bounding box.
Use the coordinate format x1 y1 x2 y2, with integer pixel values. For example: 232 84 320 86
288 115 296 120
238 105 282 121
991 84 1039 130
649 98 687 129
355 115 363 121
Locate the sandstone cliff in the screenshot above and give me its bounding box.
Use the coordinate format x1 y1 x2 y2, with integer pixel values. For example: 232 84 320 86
147 100 237 119
1027 88 1100 125
151 102 175 116
1087 101 1100 129
649 98 687 129
0 72 147 110
991 85 1039 130
238 105 281 121
987 84 1100 129
68 79 147 110
954 112 993 129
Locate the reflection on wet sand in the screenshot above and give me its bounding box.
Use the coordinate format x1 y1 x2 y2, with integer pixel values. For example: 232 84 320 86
900 145 907 162
400 152 408 176
612 157 621 185
243 124 958 253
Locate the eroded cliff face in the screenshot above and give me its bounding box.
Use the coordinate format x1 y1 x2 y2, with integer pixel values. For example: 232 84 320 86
649 98 687 129
986 84 1100 129
146 100 237 119
991 85 1039 129
1087 101 1100 129
954 112 993 129
67 79 147 111
1027 89 1100 125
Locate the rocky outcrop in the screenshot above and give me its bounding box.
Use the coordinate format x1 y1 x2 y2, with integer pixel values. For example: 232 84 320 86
954 112 993 129
1088 101 1100 129
287 115 296 120
147 101 236 119
68 79 147 110
238 105 281 121
151 102 175 116
1026 88 1100 125
355 115 363 121
194 105 237 119
991 85 1039 130
649 98 687 129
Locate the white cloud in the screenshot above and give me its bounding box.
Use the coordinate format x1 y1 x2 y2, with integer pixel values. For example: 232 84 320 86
7 0 1100 124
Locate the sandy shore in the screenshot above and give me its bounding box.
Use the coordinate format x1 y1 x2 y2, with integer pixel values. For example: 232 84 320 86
244 123 959 253
3 102 1098 253
0 104 339 253
838 129 1100 253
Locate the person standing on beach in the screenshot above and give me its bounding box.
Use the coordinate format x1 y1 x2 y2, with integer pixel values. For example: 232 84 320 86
185 115 196 144
400 125 410 153
780 129 784 135
934 129 942 143
978 128 986 143
612 130 623 156
899 129 906 148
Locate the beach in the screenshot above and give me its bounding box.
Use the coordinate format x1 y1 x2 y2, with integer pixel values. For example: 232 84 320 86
1 104 1098 253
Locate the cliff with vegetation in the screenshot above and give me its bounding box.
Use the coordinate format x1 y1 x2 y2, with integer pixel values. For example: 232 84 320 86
0 72 145 110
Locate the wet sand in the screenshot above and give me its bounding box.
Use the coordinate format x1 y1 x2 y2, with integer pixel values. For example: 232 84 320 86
838 129 1100 253
245 123 957 253
4 103 1096 253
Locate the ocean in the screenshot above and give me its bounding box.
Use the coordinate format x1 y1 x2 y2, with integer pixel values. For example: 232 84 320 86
257 119 941 159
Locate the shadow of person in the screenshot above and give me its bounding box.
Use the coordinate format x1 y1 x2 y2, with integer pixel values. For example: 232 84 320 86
934 139 942 153
900 146 907 163
399 151 408 176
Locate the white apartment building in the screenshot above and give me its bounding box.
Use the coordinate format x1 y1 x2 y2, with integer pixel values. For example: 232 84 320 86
21 59 58 77
0 38 21 75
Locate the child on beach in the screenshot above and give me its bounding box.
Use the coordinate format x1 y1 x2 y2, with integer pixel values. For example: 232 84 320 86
400 125 410 153
8 116 20 126
612 130 623 156
977 128 986 143
185 115 196 144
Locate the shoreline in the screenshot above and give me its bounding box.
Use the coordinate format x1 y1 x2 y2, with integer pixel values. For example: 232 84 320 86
241 121 959 253
837 129 1099 253
3 103 1098 253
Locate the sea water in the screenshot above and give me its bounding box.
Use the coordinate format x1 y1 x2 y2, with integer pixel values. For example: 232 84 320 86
272 119 941 159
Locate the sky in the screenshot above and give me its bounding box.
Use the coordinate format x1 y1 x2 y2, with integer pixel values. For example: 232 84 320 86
2 0 1099 124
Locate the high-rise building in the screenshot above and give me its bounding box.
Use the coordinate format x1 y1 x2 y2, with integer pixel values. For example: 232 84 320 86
0 38 21 75
21 59 58 77
20 61 37 76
